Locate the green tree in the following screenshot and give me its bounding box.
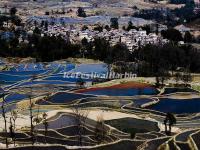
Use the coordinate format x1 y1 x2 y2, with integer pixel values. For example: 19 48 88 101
161 29 183 42
44 21 48 31
127 21 133 31
110 43 130 62
81 37 88 58
33 27 41 35
76 78 85 88
164 113 176 135
10 15 21 26
141 25 151 35
105 25 111 31
81 25 88 31
10 7 17 16
110 18 119 29
127 21 138 31
93 37 110 61
94 25 103 32
77 7 86 17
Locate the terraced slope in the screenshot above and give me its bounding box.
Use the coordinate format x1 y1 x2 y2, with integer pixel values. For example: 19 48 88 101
160 129 200 150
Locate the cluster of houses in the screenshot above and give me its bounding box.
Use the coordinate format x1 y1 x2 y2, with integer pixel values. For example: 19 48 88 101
2 13 197 52
2 18 198 51
37 24 168 52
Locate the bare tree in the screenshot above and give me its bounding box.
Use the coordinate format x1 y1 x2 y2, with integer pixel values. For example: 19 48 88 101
1 93 8 148
155 69 170 87
174 72 182 85
9 117 14 146
10 110 18 131
28 76 36 145
71 105 89 147
33 105 42 144
182 68 192 86
28 92 35 145
94 114 107 144
10 110 18 147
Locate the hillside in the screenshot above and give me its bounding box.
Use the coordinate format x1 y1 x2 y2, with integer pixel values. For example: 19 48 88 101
0 0 184 17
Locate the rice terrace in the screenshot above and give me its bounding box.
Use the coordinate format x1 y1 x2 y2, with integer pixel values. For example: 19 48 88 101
0 57 199 150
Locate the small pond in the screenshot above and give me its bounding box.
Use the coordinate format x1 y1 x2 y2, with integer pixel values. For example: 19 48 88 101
80 87 158 96
43 92 95 104
147 98 200 114
162 88 198 95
